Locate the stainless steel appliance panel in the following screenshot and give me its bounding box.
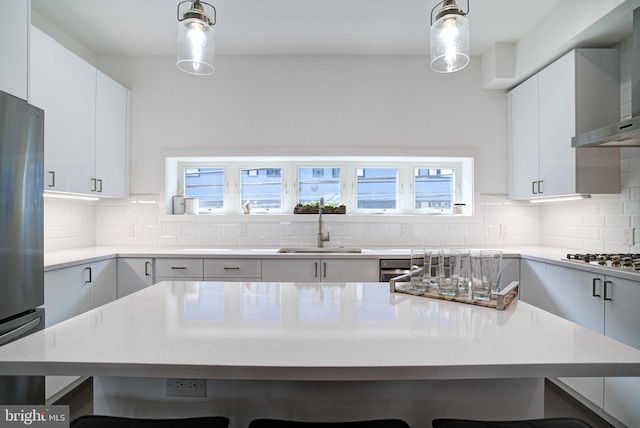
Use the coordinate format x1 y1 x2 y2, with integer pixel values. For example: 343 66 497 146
0 308 45 404
0 90 44 321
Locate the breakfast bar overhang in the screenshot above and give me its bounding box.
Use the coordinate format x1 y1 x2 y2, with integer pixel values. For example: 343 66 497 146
0 281 638 427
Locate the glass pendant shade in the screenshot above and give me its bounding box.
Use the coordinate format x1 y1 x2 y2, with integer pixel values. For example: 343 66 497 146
430 13 469 73
177 18 215 75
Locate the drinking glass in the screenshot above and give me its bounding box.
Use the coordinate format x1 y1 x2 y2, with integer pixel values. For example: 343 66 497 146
480 250 503 292
410 249 428 291
454 248 471 294
425 248 442 291
470 253 492 301
438 249 460 297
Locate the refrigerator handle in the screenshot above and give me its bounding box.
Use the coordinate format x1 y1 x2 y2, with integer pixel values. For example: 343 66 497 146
0 317 42 346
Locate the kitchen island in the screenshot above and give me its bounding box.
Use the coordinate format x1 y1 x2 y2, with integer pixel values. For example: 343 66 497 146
0 281 639 427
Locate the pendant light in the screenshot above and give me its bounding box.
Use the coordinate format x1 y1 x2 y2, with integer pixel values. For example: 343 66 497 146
430 0 470 73
177 0 216 75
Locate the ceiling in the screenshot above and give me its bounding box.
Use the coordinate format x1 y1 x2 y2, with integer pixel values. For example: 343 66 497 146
31 0 567 57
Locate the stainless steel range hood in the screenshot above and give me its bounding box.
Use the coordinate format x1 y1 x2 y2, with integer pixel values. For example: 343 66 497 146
572 7 640 148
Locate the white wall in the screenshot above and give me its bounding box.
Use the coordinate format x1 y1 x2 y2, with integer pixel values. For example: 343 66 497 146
98 54 508 196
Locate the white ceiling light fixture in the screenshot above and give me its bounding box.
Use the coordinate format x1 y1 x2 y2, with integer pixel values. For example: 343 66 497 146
430 0 470 73
177 0 216 76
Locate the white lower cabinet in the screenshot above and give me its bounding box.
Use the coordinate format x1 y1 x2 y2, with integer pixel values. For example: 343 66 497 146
154 258 204 282
602 276 640 428
44 258 116 401
117 258 154 298
521 259 639 427
261 259 379 282
204 258 261 282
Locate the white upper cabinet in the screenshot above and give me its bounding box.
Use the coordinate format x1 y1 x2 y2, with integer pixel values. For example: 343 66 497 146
0 0 29 100
30 26 129 198
508 49 621 200
31 26 96 194
95 70 129 197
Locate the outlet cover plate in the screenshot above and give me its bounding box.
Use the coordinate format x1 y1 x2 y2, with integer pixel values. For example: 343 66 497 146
166 378 206 397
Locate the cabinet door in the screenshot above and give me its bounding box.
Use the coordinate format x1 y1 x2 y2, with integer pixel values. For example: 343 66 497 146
86 259 117 308
545 264 604 407
508 76 540 199
0 0 28 99
117 258 154 298
538 52 576 197
44 265 91 327
603 276 640 428
30 27 96 194
261 259 320 282
322 259 379 282
519 259 548 309
95 71 129 197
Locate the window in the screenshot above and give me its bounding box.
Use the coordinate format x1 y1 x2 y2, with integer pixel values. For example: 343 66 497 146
184 167 224 209
298 167 341 205
171 156 473 216
241 167 282 211
357 167 397 210
414 167 454 210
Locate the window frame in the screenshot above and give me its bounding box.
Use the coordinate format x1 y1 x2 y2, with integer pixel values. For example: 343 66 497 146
173 156 473 216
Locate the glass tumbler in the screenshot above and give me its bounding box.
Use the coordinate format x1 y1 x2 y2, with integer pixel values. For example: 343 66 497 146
454 249 471 294
480 250 503 292
470 253 492 301
438 249 459 297
410 249 428 292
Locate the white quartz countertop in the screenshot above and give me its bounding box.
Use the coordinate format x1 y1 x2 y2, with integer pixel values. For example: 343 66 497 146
1 281 639 381
43 246 563 268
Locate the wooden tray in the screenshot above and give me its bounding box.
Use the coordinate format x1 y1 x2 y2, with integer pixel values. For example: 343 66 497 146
389 272 519 311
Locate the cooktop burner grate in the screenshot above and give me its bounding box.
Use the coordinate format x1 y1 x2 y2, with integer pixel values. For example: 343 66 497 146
565 253 640 272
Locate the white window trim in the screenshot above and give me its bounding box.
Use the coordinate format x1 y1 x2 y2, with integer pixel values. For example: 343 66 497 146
170 156 474 217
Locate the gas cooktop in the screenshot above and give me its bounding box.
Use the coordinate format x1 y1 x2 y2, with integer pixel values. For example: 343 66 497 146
565 253 640 273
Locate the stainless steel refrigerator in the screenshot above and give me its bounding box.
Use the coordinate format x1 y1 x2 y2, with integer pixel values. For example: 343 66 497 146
0 90 45 404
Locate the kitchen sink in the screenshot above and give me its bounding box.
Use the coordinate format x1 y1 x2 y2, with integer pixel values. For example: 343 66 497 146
278 247 362 253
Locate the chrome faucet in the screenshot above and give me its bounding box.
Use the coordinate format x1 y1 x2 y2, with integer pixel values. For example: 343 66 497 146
317 197 330 248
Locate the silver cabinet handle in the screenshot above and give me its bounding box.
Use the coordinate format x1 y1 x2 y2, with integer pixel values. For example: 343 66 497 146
91 178 97 192
592 278 601 297
97 179 103 193
48 171 55 187
604 280 612 301
532 181 537 194
323 262 327 278
314 262 318 278
538 180 543 194
144 261 151 276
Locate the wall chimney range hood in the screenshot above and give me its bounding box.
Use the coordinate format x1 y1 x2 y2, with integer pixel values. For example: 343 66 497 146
572 7 640 148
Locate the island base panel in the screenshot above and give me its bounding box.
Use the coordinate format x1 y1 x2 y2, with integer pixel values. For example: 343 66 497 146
94 377 544 428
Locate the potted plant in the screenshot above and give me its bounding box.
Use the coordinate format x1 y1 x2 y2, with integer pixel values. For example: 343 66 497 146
294 201 346 214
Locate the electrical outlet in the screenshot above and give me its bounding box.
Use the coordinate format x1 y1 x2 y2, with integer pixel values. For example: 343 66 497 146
500 224 508 237
125 224 135 238
623 228 635 246
166 378 206 397
239 223 248 238
401 224 413 238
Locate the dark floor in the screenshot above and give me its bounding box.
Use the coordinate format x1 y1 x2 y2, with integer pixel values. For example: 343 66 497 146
55 378 615 427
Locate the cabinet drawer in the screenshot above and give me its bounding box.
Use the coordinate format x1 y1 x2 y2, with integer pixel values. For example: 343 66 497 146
204 258 261 279
155 258 203 278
